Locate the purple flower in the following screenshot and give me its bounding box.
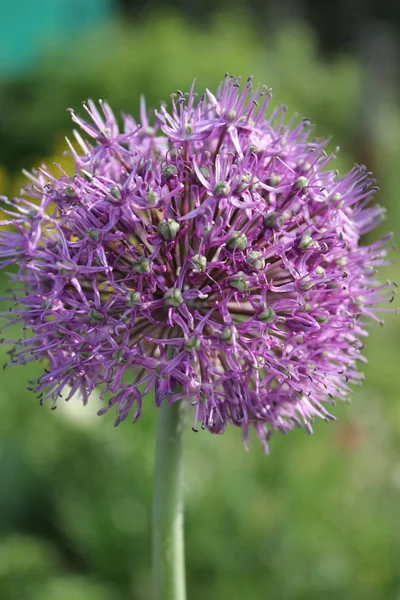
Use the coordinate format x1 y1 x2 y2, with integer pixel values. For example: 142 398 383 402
0 75 394 452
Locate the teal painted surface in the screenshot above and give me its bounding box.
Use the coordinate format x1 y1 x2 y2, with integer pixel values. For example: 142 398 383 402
0 0 114 75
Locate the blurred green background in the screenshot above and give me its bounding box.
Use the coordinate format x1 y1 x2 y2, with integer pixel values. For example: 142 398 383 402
1 2 400 599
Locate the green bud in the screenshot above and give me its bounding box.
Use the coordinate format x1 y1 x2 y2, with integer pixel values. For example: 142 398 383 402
113 349 125 363
331 193 342 201
184 336 201 351
220 325 239 344
87 229 100 241
227 109 236 122
255 356 265 369
264 212 283 229
162 164 178 180
194 165 210 185
226 231 247 251
316 315 328 324
300 276 313 291
203 222 213 237
110 186 121 200
247 250 265 270
158 219 180 241
213 181 231 197
127 291 141 306
192 254 207 272
257 305 275 323
146 190 158 205
237 173 251 193
295 176 309 190
269 174 281 187
238 116 255 127
335 257 347 266
229 271 249 292
133 257 150 274
64 186 75 197
297 160 311 172
315 266 325 276
270 378 279 390
164 287 184 307
299 235 318 250
88 308 104 322
185 123 193 135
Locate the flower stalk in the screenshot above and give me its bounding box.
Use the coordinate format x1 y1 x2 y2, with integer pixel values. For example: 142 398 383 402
153 392 187 600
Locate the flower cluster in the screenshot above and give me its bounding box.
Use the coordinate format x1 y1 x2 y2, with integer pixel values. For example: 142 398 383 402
0 76 393 451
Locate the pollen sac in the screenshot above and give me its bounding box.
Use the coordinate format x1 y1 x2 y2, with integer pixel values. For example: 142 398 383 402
226 231 247 250
157 219 180 241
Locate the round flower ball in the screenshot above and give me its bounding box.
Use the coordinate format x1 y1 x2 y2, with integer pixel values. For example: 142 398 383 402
0 75 393 452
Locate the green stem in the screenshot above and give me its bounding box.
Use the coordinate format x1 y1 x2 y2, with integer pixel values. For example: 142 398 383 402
153 392 187 600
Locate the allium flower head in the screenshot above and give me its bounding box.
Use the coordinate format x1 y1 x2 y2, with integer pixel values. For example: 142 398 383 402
0 75 394 452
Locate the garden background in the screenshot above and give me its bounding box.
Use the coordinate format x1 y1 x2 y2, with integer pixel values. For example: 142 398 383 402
1 1 400 599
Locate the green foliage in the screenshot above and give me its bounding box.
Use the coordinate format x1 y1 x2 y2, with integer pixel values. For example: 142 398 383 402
0 12 359 174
